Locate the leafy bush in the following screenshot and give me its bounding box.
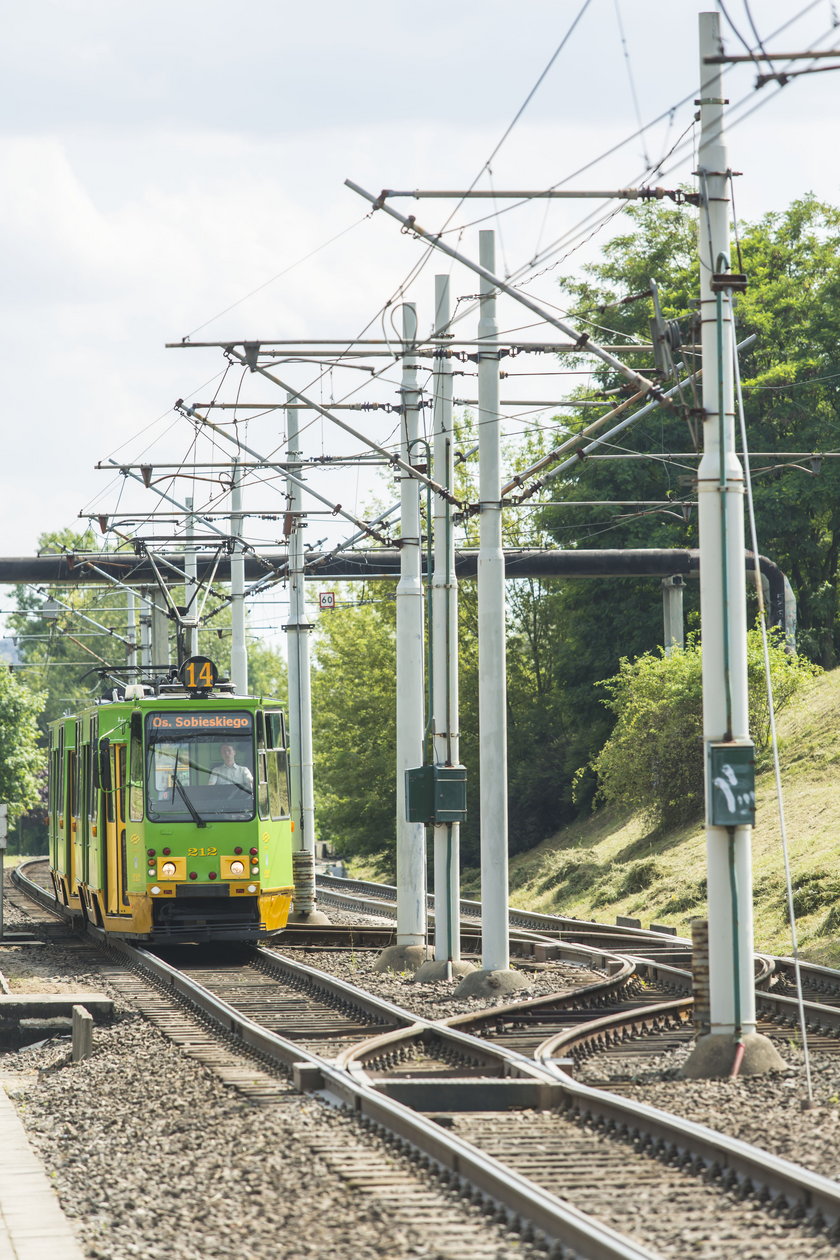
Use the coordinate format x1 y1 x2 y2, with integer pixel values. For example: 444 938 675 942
590 629 818 829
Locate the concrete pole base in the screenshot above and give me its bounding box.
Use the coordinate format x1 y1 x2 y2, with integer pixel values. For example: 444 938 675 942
413 958 476 984
453 967 530 999
680 1031 786 1079
288 908 331 925
373 944 434 974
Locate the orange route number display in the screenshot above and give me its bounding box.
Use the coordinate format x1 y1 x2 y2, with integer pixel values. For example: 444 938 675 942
179 656 218 693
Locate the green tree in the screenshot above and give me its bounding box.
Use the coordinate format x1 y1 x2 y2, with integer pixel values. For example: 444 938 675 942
591 630 818 829
0 668 46 823
530 196 840 818
310 586 397 868
8 529 139 729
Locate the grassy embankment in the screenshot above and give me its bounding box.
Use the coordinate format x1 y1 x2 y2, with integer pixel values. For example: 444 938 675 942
463 665 840 966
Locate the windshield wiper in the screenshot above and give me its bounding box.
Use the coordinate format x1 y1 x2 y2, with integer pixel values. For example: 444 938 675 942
173 776 207 828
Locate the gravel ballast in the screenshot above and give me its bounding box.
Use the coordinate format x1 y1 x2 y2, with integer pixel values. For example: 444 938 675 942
272 945 605 1021
0 896 545 1260
578 1036 840 1183
6 887 840 1258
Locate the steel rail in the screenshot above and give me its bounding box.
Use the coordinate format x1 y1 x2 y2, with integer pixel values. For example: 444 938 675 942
316 875 778 981
534 1038 840 1231
15 860 840 1241
108 946 657 1259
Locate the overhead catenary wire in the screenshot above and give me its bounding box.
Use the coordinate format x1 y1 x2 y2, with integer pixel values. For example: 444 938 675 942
83 5 834 595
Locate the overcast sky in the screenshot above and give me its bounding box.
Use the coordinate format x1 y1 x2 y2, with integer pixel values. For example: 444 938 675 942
2 0 838 638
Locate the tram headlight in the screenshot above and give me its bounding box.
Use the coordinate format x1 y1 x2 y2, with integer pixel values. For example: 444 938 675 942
161 861 177 878
229 860 245 876
150 886 161 896
247 884 257 894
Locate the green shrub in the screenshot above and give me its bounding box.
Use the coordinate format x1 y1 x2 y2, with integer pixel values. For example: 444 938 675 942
589 629 818 829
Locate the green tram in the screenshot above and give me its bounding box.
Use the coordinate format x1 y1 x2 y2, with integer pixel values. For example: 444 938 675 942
47 658 295 941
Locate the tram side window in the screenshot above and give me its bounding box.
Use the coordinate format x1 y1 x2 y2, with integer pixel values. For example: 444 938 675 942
102 741 114 823
256 712 270 820
68 751 77 820
58 728 64 820
129 712 143 822
88 720 98 821
49 750 58 817
117 746 126 825
265 710 290 820
73 721 83 822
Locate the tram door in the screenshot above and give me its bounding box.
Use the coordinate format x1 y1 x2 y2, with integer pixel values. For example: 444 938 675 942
105 745 129 916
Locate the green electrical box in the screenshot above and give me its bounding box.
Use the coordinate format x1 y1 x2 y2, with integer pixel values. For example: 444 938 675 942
405 765 467 824
707 741 756 826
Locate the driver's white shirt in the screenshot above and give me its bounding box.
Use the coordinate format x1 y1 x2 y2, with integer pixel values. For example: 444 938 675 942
208 762 253 788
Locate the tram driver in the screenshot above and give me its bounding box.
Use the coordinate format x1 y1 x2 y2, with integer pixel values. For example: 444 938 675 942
208 741 254 791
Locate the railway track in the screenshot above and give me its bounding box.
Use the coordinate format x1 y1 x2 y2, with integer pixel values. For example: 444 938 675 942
11 859 840 1258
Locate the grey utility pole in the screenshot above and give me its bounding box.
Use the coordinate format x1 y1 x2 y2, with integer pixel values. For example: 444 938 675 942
150 598 171 667
662 576 685 654
457 232 526 998
184 497 199 658
139 589 153 669
126 588 138 671
377 303 431 972
683 10 783 1078
285 398 327 925
416 275 473 983
229 462 248 695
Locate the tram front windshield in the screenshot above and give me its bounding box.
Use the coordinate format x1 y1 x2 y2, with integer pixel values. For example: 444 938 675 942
145 714 255 822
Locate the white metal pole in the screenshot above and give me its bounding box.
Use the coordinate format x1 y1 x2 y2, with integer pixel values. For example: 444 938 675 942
662 577 684 655
286 398 303 845
150 599 170 668
395 303 427 951
431 274 463 966
126 588 137 671
472 230 522 990
230 461 248 694
695 10 759 1053
184 497 199 658
285 398 323 921
139 589 152 670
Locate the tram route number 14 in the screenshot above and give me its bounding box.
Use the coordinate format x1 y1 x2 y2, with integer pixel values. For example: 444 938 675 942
180 656 219 692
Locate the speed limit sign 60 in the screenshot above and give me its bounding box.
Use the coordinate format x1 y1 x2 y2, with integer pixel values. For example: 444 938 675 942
319 592 336 610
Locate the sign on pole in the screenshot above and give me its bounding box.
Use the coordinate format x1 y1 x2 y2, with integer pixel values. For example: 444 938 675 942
319 592 336 611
